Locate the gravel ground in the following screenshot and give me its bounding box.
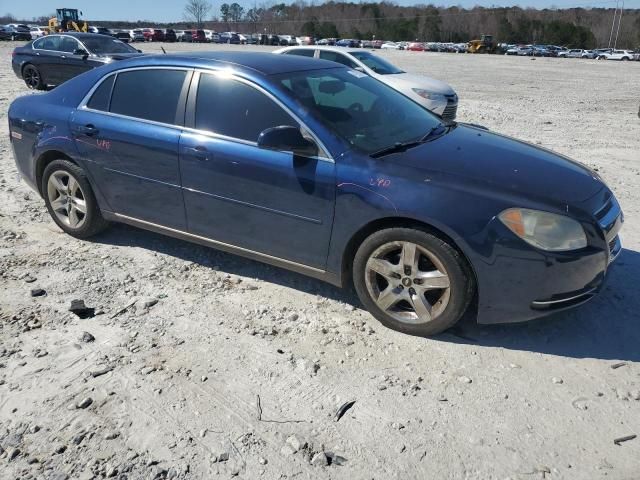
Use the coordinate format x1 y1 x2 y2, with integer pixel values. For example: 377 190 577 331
1 41 639 480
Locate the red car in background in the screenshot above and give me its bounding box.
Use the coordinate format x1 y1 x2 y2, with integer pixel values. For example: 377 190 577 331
407 42 425 51
142 28 154 41
151 29 165 42
192 30 207 42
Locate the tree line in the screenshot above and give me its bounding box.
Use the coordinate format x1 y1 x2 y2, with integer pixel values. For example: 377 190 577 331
3 1 639 49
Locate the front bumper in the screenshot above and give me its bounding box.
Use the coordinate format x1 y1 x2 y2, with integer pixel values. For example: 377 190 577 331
474 191 623 324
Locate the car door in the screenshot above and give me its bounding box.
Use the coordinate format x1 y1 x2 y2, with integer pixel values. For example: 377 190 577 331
57 36 93 83
70 67 191 230
179 71 336 269
31 35 65 85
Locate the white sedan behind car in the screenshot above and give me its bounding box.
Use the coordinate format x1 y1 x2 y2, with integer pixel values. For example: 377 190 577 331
273 45 458 121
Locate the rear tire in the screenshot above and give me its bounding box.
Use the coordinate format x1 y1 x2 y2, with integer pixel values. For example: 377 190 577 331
22 64 44 90
42 159 109 238
353 228 475 336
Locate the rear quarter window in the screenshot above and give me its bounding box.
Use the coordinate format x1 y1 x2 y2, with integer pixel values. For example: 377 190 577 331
87 75 115 111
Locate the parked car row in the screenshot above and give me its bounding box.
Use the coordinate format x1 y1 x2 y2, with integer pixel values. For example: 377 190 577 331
504 44 639 60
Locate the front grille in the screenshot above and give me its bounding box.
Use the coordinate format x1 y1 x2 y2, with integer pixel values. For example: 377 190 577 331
594 193 622 237
442 103 457 122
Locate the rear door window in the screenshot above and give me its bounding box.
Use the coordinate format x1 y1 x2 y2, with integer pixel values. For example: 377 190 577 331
37 35 61 51
109 69 188 124
194 73 297 142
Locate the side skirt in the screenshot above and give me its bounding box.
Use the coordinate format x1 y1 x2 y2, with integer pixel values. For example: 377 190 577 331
101 211 343 287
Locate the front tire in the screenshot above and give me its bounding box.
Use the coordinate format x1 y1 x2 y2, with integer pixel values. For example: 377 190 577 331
42 159 109 238
353 228 475 336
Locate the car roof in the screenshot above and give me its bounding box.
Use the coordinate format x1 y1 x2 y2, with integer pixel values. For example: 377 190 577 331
48 32 116 40
123 51 343 76
278 45 362 54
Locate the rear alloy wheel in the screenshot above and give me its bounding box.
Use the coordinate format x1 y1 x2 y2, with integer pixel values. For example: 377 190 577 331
42 159 109 238
23 64 43 90
353 228 475 336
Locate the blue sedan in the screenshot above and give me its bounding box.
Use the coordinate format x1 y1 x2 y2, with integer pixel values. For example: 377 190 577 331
8 52 623 336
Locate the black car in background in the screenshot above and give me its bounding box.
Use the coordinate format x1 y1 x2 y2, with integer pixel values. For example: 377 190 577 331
165 29 177 42
11 33 143 90
1 25 32 41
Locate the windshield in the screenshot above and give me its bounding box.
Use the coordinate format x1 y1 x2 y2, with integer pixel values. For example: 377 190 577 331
276 68 442 154
82 37 137 54
349 51 404 75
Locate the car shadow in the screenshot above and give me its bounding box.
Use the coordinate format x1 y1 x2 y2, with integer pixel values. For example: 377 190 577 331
93 225 640 362
442 247 640 362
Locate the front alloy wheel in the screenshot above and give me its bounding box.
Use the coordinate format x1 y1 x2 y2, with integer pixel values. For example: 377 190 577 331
365 241 451 324
353 228 475 336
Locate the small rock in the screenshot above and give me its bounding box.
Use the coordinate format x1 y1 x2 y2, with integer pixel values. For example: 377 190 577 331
310 452 328 466
69 300 95 319
201 376 208 382
30 288 46 297
286 434 305 452
76 397 93 409
139 297 158 309
104 431 119 440
29 425 40 434
217 452 229 462
280 445 296 456
8 447 20 461
80 332 95 343
258 457 268 465
552 377 564 384
24 276 37 283
458 376 472 384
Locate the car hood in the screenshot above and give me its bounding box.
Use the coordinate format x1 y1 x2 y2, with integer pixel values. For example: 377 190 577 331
389 125 602 204
377 72 455 96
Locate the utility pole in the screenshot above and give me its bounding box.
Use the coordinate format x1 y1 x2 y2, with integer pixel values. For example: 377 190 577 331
608 0 619 48
613 0 624 49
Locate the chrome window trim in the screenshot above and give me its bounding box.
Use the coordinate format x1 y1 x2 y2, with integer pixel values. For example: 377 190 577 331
77 66 334 163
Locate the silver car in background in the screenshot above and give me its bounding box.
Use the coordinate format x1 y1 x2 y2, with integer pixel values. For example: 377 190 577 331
274 45 459 122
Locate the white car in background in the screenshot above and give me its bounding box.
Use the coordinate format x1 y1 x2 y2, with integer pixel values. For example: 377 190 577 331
598 49 634 61
274 45 459 122
29 26 47 39
381 41 401 50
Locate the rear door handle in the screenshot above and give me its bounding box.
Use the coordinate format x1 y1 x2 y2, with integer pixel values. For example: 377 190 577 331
76 124 99 136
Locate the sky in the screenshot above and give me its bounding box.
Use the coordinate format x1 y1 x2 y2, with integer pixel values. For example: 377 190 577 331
2 0 638 22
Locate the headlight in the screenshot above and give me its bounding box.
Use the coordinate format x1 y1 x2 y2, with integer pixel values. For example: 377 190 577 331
498 208 587 251
412 89 446 103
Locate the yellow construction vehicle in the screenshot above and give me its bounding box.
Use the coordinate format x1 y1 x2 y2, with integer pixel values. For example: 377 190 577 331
467 34 496 53
48 8 88 33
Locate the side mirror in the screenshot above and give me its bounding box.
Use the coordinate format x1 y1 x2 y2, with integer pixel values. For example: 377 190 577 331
137 49 142 53
258 126 318 157
74 48 88 57
353 66 366 73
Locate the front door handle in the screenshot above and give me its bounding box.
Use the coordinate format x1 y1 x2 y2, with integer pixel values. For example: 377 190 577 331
76 124 99 136
184 145 210 160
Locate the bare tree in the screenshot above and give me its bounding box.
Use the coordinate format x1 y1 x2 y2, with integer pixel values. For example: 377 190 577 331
184 0 212 27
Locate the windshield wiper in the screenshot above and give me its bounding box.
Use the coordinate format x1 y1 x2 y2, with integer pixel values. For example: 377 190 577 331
370 140 424 158
370 123 449 159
